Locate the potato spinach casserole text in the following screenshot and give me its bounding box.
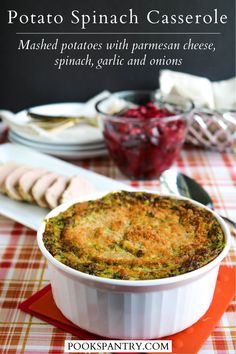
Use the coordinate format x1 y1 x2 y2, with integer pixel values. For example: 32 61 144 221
43 191 225 280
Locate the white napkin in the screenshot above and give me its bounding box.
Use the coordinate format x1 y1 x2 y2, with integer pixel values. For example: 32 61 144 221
212 78 236 110
72 90 110 118
0 90 110 139
159 70 236 110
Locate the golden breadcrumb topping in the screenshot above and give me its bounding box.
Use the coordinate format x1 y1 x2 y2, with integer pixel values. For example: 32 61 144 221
43 191 225 280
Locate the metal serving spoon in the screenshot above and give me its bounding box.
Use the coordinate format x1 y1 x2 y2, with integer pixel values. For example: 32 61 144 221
160 169 236 228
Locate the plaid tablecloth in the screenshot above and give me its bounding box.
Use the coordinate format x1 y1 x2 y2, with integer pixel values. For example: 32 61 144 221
0 146 235 353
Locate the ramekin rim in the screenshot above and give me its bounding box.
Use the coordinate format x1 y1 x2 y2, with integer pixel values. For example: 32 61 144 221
37 190 231 287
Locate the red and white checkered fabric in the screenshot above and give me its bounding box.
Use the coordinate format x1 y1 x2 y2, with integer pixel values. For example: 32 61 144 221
0 146 235 353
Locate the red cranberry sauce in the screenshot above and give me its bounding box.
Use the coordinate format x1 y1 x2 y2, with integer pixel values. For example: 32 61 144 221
103 102 187 179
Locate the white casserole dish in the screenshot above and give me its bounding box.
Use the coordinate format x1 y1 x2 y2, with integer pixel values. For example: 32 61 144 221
37 191 231 339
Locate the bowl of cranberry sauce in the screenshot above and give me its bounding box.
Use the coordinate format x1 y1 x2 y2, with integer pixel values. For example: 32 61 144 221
96 91 192 180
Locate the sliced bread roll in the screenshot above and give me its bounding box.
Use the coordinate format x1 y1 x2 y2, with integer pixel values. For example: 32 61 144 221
5 165 34 200
32 172 59 208
60 175 95 204
18 168 48 202
45 176 69 209
0 163 20 193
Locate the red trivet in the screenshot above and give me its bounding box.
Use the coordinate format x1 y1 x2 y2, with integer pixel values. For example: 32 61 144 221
19 265 236 354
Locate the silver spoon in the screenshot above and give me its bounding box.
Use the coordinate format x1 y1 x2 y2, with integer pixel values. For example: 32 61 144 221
160 169 236 228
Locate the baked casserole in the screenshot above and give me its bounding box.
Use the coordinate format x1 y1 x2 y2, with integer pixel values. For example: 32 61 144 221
43 191 225 280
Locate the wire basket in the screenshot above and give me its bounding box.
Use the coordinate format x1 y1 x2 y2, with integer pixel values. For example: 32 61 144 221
154 91 236 152
186 109 236 152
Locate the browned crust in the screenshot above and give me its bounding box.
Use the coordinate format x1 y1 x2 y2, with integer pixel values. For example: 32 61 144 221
43 191 225 280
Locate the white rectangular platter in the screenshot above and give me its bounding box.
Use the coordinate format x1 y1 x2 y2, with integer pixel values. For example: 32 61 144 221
0 143 132 230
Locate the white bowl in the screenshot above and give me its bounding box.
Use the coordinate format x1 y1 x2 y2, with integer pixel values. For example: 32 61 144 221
37 191 231 339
